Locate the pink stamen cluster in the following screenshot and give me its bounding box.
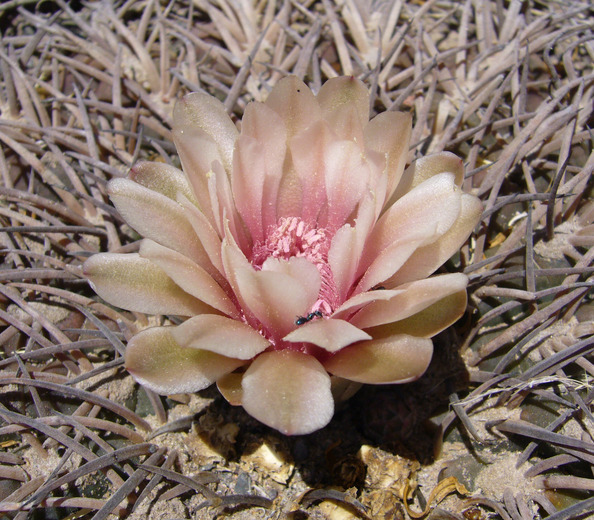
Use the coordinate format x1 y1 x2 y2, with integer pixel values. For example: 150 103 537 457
252 217 338 315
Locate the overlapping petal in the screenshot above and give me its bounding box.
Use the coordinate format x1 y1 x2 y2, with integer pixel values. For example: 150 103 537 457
364 111 412 204
350 273 469 329
129 161 197 205
388 193 483 285
356 172 462 292
83 253 212 316
172 92 238 222
234 257 320 339
171 314 270 359
324 334 433 384
289 120 333 224
233 102 287 242
317 76 369 142
108 178 209 266
125 327 244 395
284 318 371 352
389 151 465 204
242 351 334 435
367 290 468 339
139 239 237 317
265 76 321 137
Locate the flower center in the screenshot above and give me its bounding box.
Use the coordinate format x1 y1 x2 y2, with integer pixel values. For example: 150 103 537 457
251 217 338 314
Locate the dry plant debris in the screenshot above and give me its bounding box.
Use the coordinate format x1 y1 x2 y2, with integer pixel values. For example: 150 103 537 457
0 0 592 519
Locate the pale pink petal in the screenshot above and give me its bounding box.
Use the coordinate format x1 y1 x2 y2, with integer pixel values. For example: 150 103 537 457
323 140 374 230
173 92 238 174
83 253 213 316
207 161 247 247
388 152 464 205
364 111 412 204
125 326 244 395
358 173 461 282
328 193 376 302
172 92 238 223
289 120 332 223
369 290 467 339
388 193 483 285
107 178 208 265
324 334 433 384
317 76 369 142
234 258 320 340
332 288 404 321
177 193 226 281
283 318 371 352
233 102 287 242
265 76 321 137
275 159 304 220
350 273 469 329
129 161 197 205
221 222 256 321
171 314 270 359
355 235 429 294
261 256 322 307
139 240 238 317
242 351 334 435
327 224 356 300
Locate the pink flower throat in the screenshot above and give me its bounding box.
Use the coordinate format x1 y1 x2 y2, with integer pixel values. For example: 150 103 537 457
251 217 338 315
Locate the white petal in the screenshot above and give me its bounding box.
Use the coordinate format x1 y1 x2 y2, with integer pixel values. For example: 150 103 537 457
217 372 243 406
289 120 332 224
221 222 255 319
355 235 428 294
205 161 248 250
368 290 468 339
173 92 238 175
317 76 369 142
242 351 334 435
177 193 226 280
328 194 376 302
323 140 375 230
330 376 362 402
332 288 405 321
365 173 460 263
357 173 461 289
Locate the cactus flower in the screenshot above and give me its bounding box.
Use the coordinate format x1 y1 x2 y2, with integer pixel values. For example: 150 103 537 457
84 76 482 435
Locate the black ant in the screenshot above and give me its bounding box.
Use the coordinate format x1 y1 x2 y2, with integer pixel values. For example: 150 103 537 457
295 310 323 325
